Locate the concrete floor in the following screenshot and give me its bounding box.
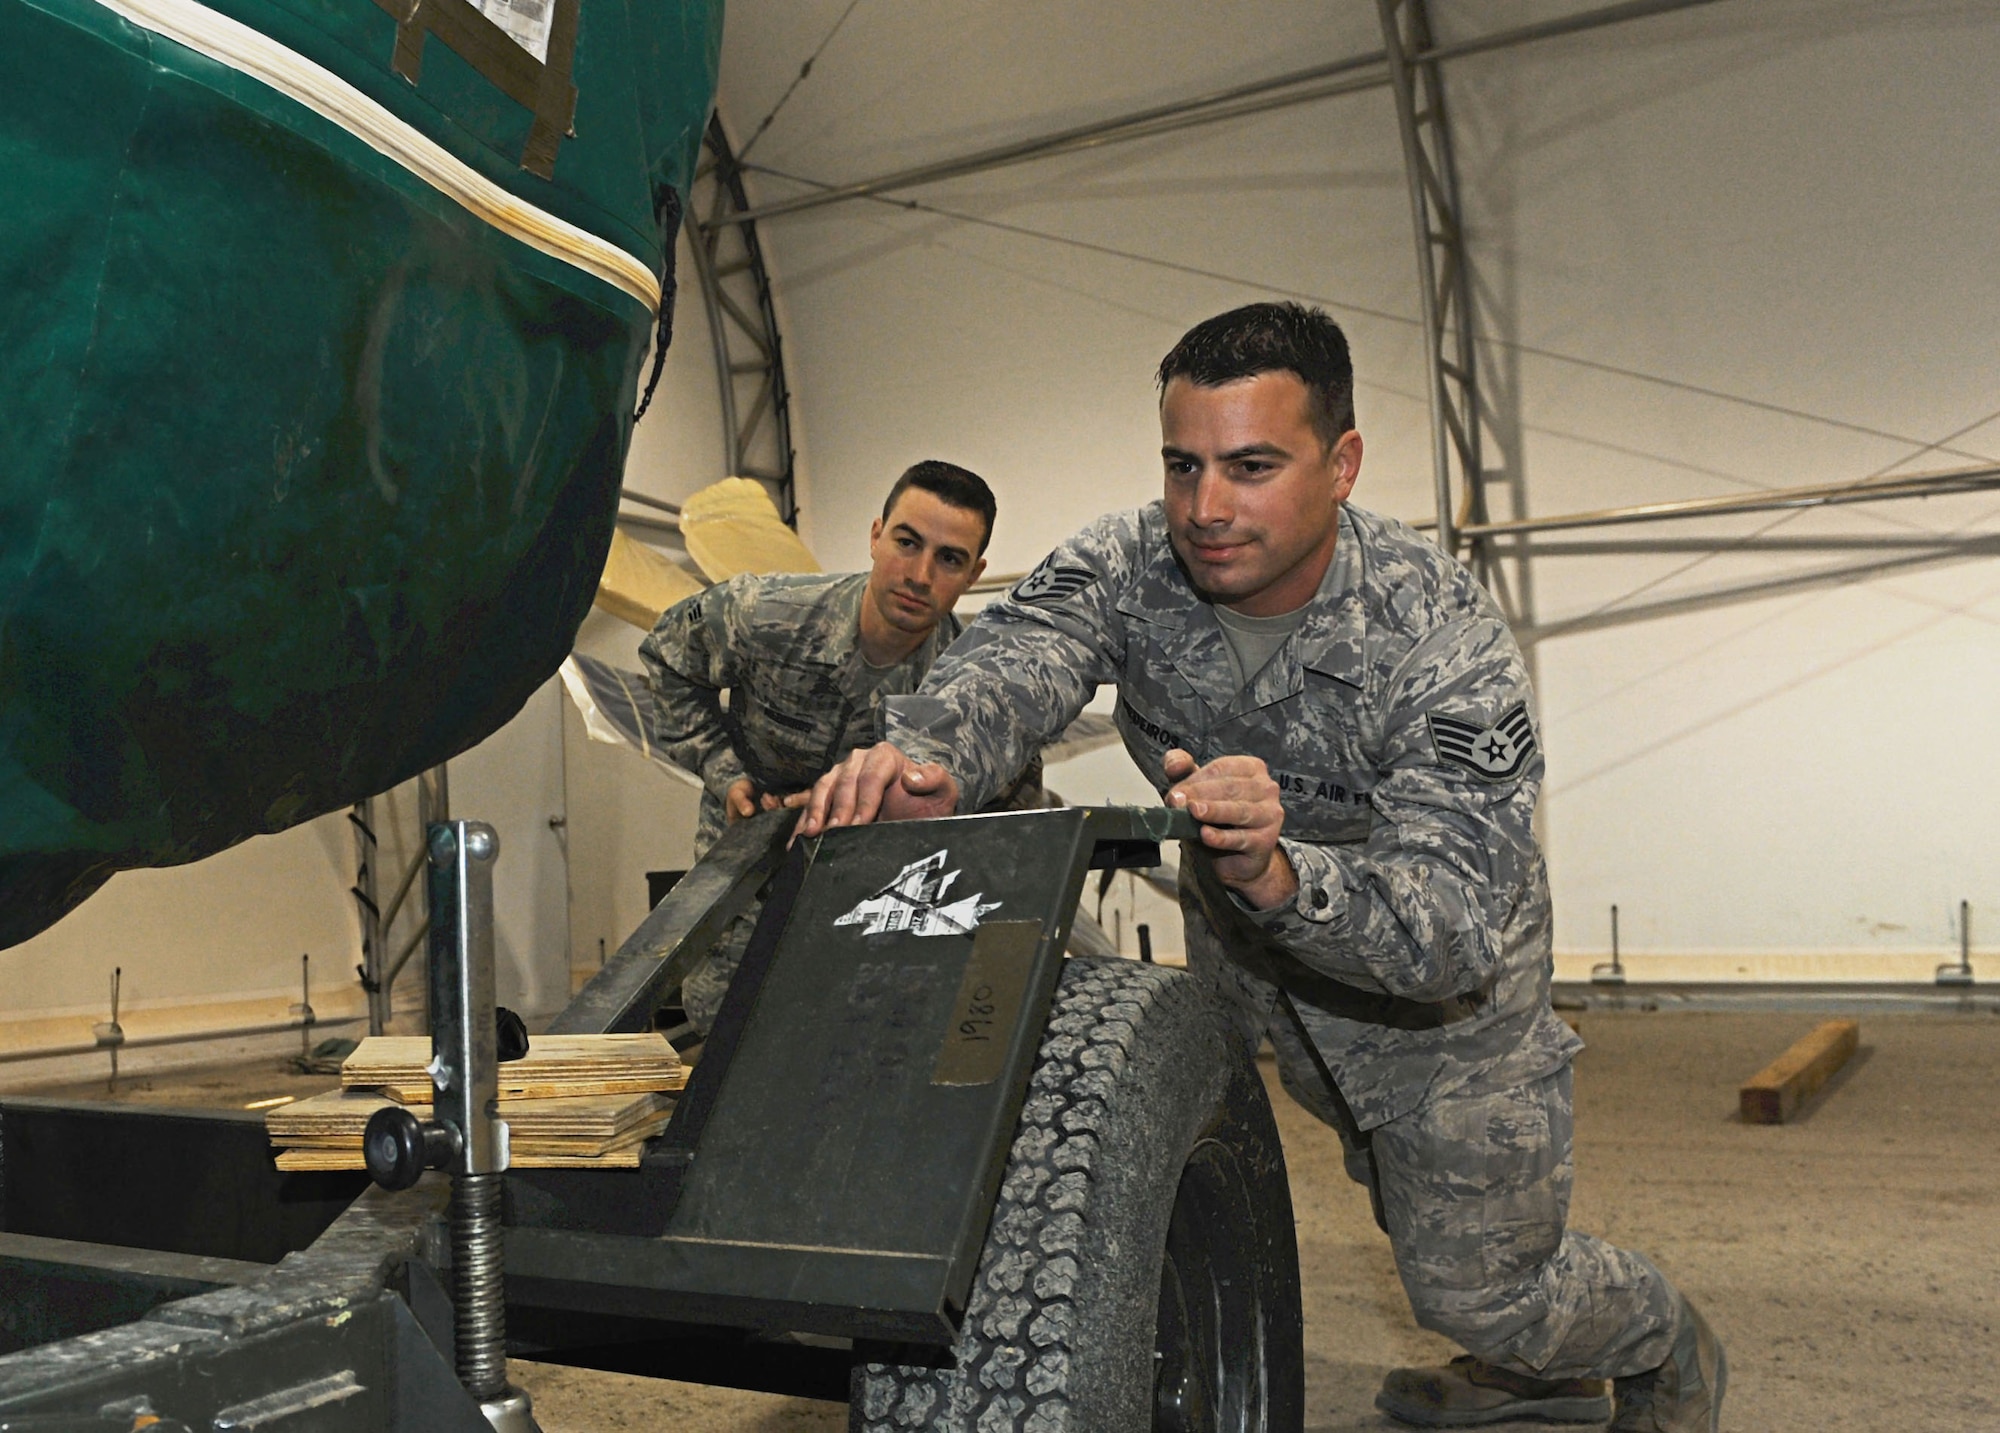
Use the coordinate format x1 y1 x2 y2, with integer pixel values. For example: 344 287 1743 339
16 1010 1998 1430
1290 1011 2000 1432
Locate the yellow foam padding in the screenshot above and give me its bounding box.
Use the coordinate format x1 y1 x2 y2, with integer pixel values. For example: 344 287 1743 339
594 527 706 629
679 477 821 580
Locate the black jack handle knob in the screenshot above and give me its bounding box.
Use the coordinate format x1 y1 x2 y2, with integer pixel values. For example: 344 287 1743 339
364 1105 462 1191
495 1005 530 1063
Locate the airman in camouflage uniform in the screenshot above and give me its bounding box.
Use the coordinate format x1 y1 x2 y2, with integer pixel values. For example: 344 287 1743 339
803 305 1724 1431
642 461 1035 1031
644 568 966 861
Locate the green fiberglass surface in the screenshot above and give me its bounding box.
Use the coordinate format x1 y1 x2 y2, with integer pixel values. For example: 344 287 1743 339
0 0 723 945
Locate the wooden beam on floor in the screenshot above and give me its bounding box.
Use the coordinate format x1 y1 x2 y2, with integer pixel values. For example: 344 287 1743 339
1740 1019 1859 1124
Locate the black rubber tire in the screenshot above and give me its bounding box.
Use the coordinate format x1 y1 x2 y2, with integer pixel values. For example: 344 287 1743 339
850 956 1303 1432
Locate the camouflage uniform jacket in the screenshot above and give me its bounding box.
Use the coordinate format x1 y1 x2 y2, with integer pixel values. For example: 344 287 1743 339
885 502 1580 1129
641 571 962 857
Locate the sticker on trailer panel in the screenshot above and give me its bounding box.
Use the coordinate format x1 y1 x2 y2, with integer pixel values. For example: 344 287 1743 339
835 850 1001 937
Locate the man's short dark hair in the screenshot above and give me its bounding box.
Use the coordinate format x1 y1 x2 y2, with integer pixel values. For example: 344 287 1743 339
882 460 996 555
1155 302 1356 448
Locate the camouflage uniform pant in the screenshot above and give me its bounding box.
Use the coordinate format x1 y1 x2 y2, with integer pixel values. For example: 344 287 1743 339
679 903 756 1035
1275 1031 1680 1382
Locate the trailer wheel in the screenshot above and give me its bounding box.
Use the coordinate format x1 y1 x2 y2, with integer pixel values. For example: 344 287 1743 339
851 956 1303 1432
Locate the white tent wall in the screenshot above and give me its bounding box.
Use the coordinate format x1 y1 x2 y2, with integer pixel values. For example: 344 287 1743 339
0 815 368 1076
715 0 2000 980
1434 0 2000 976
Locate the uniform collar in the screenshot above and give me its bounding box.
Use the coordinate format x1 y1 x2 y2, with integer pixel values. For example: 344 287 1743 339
1116 505 1370 725
814 571 870 669
1293 506 1369 693
830 570 959 683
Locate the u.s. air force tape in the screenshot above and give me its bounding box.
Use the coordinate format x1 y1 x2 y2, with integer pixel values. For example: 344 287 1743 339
1011 560 1097 606
1427 703 1538 781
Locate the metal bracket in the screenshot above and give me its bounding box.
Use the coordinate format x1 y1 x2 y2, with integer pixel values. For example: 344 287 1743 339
549 806 797 1036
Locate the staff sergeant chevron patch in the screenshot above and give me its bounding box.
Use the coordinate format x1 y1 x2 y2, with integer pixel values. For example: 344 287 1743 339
1427 704 1539 782
1011 558 1097 606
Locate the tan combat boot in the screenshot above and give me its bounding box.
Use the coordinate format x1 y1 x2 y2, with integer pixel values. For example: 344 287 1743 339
1375 1355 1612 1427
1609 1296 1727 1432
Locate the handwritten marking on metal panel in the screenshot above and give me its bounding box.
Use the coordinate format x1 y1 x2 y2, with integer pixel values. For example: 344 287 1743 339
932 921 1040 1087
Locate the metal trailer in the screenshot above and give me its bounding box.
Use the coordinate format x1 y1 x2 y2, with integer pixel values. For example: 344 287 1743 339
0 806 1302 1431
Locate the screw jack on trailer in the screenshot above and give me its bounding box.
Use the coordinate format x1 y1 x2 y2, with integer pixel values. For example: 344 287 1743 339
362 819 540 1433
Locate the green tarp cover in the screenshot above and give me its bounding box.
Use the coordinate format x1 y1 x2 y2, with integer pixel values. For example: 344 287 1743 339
0 0 723 945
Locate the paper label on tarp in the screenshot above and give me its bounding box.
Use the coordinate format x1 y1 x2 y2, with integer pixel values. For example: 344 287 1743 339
473 0 552 63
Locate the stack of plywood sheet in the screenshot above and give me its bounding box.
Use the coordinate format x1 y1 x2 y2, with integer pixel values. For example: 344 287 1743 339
266 1033 686 1170
337 1033 685 1103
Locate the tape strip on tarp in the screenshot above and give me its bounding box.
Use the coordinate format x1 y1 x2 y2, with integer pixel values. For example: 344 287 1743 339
372 0 580 179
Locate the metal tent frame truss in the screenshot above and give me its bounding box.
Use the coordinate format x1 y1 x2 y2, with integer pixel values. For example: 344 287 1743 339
349 764 449 1036
1376 0 1510 612
1368 0 2000 636
688 113 799 526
